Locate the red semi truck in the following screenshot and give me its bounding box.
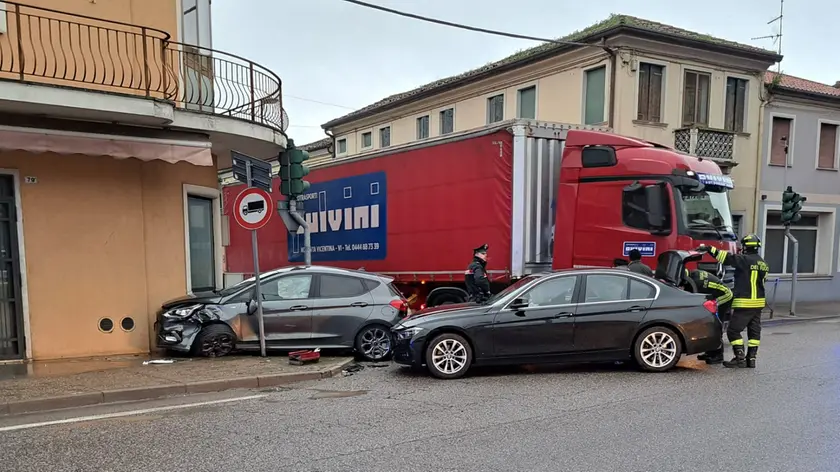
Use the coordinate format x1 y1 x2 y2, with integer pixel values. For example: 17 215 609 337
222 120 737 309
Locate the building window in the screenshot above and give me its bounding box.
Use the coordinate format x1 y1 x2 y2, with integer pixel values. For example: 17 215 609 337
416 115 430 139
337 138 347 154
584 66 606 125
770 116 792 166
517 86 537 119
637 63 663 123
817 122 839 170
682 70 711 126
379 126 391 148
724 77 748 133
361 132 372 149
0 2 7 35
440 108 454 135
182 0 212 49
185 190 219 293
487 94 504 124
764 212 821 274
732 214 744 238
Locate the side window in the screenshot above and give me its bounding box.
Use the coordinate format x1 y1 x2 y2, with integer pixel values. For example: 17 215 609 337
521 276 577 307
581 146 617 168
362 279 381 292
628 279 655 299
584 275 629 303
260 274 312 301
319 274 367 298
622 187 649 230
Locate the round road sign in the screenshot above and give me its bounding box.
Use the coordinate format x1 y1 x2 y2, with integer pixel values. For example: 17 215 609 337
233 187 274 230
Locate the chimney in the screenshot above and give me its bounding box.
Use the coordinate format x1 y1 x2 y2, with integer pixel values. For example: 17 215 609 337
835 81 840 89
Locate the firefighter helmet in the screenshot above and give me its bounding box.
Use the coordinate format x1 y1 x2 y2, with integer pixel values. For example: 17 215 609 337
740 233 761 253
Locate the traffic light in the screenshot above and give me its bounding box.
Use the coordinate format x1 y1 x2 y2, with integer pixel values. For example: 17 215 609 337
278 139 311 198
781 186 806 225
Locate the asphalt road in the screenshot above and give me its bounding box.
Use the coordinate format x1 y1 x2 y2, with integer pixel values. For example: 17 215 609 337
2 319 840 472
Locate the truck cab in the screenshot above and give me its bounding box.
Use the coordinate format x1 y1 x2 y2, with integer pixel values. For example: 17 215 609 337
552 130 737 283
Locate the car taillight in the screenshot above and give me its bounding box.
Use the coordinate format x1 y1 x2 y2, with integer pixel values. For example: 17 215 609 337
703 299 717 314
390 299 409 317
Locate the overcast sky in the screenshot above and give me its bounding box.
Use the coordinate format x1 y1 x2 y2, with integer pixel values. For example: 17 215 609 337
212 0 836 146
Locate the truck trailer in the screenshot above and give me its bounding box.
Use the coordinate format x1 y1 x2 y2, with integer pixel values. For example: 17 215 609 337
222 120 738 309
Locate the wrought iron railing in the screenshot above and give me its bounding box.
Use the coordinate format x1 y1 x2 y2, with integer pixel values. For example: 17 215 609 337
0 2 286 132
673 126 736 160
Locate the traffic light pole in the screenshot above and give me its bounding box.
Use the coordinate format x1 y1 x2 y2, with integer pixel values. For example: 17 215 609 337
785 227 798 317
288 199 312 267
246 161 268 357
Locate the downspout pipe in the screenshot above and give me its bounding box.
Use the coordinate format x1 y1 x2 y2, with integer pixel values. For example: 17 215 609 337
324 128 336 157
600 39 617 129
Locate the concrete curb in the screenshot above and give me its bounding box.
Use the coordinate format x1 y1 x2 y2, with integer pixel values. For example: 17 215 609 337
764 314 840 326
0 358 355 416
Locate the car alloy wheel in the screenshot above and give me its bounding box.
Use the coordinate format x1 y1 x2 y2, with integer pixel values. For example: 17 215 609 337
637 329 680 371
358 326 392 362
201 334 234 357
432 338 467 375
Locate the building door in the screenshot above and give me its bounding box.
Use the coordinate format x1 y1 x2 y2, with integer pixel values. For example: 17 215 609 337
0 175 24 360
187 196 216 293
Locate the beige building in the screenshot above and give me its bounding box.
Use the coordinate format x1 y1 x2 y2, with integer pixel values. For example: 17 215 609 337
0 0 286 360
320 15 781 237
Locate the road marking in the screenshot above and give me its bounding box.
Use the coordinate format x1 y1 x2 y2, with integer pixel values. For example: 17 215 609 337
0 394 267 432
815 319 840 323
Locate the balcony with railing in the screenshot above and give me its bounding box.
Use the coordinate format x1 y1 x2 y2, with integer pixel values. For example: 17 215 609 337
673 126 740 168
0 2 287 132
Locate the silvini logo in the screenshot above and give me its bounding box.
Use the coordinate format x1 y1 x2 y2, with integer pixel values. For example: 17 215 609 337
303 205 381 233
288 171 388 262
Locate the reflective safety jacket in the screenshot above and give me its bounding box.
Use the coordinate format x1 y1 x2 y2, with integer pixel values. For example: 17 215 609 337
686 269 733 307
709 247 769 309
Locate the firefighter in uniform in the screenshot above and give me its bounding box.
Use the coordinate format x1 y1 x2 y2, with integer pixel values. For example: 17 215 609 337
684 268 733 364
465 244 491 303
697 234 769 368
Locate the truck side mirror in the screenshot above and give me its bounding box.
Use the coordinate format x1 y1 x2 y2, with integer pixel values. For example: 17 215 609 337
644 184 670 234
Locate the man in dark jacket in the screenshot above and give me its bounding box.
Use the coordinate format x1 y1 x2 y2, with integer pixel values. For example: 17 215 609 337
684 268 733 364
627 249 654 277
465 244 491 303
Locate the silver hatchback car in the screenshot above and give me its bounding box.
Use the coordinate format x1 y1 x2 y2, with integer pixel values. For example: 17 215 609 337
155 266 410 361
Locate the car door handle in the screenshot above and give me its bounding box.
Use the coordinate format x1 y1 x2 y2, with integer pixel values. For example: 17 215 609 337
289 305 309 311
350 302 369 307
553 312 573 318
627 306 646 313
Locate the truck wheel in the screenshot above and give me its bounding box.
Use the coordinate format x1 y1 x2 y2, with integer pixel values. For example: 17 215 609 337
355 324 393 362
425 333 472 379
191 324 236 358
633 326 682 372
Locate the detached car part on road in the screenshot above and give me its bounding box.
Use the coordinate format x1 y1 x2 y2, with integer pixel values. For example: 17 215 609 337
155 266 410 362
392 253 721 379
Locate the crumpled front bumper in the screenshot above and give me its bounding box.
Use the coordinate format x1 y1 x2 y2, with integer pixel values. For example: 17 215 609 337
155 317 201 353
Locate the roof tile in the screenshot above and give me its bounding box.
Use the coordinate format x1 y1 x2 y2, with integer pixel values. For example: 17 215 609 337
765 71 840 98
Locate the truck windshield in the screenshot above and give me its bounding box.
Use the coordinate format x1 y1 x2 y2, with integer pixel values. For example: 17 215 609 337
680 189 735 238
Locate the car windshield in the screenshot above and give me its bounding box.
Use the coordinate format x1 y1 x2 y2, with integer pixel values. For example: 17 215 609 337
484 274 540 305
680 188 735 238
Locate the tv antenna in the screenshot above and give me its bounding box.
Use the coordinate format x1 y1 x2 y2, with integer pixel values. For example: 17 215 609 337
752 0 784 72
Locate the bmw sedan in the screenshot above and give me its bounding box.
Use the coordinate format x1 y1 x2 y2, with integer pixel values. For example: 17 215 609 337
155 266 410 361
391 268 721 379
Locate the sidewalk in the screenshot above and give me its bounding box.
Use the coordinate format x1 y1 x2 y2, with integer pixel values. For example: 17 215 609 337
0 354 354 415
763 301 840 323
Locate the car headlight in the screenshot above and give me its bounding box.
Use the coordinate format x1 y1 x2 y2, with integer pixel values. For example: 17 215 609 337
395 327 423 340
163 304 201 320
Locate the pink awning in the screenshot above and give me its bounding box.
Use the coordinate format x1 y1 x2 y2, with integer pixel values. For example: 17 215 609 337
0 128 214 167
